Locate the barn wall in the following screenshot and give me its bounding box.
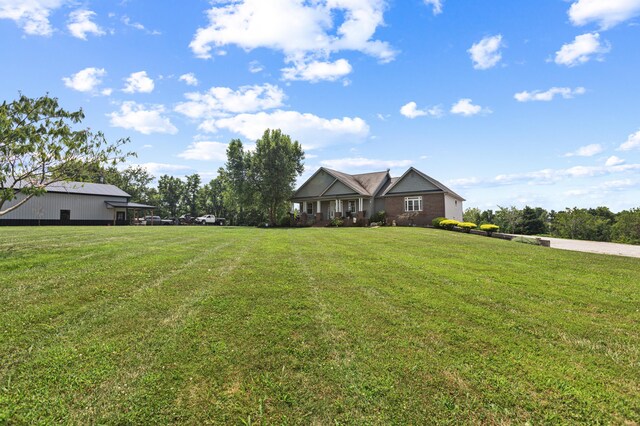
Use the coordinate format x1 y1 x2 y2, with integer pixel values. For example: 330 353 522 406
1 192 127 221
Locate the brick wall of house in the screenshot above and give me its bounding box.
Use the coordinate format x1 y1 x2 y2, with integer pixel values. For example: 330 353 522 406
384 193 445 226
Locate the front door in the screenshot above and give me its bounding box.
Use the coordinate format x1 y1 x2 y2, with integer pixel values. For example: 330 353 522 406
116 211 125 222
328 201 335 219
60 209 71 224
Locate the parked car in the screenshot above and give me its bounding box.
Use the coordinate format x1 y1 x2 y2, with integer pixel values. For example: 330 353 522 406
142 215 174 225
178 214 195 225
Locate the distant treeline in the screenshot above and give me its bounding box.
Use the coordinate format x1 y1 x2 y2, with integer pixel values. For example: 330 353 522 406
463 206 640 245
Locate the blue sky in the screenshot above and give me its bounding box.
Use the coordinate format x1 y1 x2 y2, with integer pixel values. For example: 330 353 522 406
2 0 640 211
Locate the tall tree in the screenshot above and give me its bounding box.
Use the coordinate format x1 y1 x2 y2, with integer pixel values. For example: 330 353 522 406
1 94 131 216
198 172 227 217
249 129 304 225
182 173 201 216
103 166 154 204
157 175 184 217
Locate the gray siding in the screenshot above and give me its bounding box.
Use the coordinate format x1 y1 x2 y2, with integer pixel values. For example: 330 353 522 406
294 170 335 198
373 198 386 215
1 192 128 220
386 170 439 194
323 181 358 197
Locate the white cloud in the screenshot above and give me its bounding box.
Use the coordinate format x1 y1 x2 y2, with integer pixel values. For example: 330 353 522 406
249 60 264 73
564 179 635 197
122 15 161 35
399 101 443 119
189 0 395 79
563 143 604 157
0 0 65 36
282 58 352 82
423 0 443 15
67 9 104 40
123 71 154 93
62 67 106 93
605 155 625 166
554 32 610 67
569 0 640 29
468 34 504 70
450 98 490 116
198 110 369 150
175 83 285 118
101 88 113 96
109 101 178 135
514 86 586 102
449 163 640 188
321 157 412 170
135 162 193 177
179 73 198 86
618 130 640 151
178 141 228 161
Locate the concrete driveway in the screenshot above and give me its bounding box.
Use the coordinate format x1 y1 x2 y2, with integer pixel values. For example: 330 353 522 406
540 236 640 258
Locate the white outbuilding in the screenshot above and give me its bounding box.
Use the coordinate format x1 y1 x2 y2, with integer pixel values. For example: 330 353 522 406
0 181 155 226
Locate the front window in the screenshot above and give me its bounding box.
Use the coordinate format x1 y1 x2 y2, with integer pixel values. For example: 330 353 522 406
347 200 356 212
306 203 313 214
404 196 422 212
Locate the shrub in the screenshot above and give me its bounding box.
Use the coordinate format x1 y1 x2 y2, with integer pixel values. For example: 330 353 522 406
458 222 477 233
439 219 460 230
278 215 291 227
480 224 500 236
511 236 541 245
329 218 344 227
432 217 447 228
370 210 386 224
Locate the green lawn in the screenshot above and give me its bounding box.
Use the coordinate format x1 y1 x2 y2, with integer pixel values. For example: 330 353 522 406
1 226 638 424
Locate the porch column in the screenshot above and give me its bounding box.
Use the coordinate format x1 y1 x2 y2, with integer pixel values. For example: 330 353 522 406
290 202 295 213
359 198 363 211
317 200 321 212
303 201 307 213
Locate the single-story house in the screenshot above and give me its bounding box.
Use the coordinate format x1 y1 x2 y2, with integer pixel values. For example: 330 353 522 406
0 181 155 226
290 167 464 226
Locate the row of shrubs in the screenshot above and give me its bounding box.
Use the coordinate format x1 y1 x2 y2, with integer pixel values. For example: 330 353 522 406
432 217 500 235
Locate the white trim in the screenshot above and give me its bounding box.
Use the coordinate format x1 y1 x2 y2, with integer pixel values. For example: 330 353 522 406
404 196 423 212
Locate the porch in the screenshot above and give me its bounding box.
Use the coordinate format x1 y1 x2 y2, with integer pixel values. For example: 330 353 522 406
291 198 368 226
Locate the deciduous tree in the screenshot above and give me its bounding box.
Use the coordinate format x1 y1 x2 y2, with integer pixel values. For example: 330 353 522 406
249 129 304 225
0 94 131 216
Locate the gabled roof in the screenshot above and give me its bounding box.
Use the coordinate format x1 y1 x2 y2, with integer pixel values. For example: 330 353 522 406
323 168 370 195
292 166 464 201
293 167 388 199
323 168 389 196
381 167 465 200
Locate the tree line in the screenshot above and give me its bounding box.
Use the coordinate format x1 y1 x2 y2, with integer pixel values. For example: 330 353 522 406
84 129 304 226
464 206 640 245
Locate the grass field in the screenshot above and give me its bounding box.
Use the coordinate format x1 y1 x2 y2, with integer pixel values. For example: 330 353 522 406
1 226 639 424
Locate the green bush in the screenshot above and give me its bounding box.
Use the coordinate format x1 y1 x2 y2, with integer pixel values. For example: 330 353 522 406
432 217 447 228
511 236 541 245
370 210 386 224
480 224 500 236
278 215 291 227
439 219 460 230
611 208 640 245
329 218 344 227
458 222 477 233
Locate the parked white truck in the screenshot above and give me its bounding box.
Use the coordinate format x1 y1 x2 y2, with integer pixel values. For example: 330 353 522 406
195 214 225 225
